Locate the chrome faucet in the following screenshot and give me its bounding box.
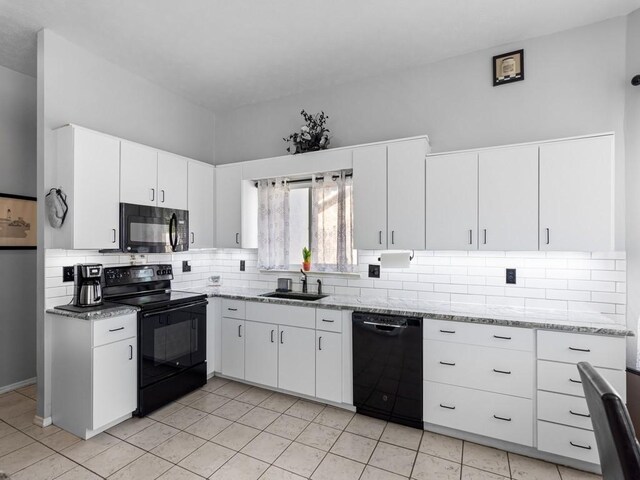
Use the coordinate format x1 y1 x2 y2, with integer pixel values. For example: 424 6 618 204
300 269 308 293
317 279 322 295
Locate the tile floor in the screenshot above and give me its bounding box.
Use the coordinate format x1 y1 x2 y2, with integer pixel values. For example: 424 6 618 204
0 379 601 480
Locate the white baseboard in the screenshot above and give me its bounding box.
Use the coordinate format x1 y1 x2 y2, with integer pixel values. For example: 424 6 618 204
33 415 52 427
0 377 36 395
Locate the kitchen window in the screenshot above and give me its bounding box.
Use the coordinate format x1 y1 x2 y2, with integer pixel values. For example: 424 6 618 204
257 171 355 272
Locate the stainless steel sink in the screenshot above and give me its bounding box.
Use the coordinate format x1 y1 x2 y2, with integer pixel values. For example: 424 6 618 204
260 291 328 301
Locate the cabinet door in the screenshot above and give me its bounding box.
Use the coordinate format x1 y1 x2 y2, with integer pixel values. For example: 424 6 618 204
158 151 188 210
216 164 243 248
388 139 426 249
540 136 614 251
479 146 539 250
221 317 245 379
426 153 478 250
92 338 136 429
353 145 387 249
245 321 278 388
188 161 215 248
278 326 315 396
120 142 158 206
73 128 121 249
316 331 342 403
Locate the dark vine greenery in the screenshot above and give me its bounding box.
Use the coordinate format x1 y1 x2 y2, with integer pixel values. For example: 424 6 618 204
283 110 330 154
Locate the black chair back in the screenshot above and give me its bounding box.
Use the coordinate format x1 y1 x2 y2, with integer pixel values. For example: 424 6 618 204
578 361 640 479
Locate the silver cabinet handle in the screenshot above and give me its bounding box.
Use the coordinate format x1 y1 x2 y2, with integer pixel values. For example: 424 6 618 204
569 410 591 418
161 190 165 203
379 230 383 245
439 329 455 334
280 330 284 344
570 441 592 450
318 336 322 351
483 229 487 245
322 319 334 323
191 232 195 244
546 228 550 245
112 228 117 243
469 229 473 245
569 346 591 352
129 345 133 360
235 233 240 244
493 335 512 340
493 369 512 375
439 361 455 366
150 188 155 202
391 230 395 245
493 415 511 422
439 403 455 410
569 378 582 384
109 327 125 332
238 324 242 337
227 308 238 311
270 329 275 343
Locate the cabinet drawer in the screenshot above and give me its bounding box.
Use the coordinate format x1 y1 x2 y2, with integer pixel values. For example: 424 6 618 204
221 299 245 319
425 319 533 351
316 309 342 332
538 421 599 464
538 391 593 430
424 340 534 398
93 314 136 347
537 331 625 369
424 381 533 446
246 302 315 329
537 360 626 399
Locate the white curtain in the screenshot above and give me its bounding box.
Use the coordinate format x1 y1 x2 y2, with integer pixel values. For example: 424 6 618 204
257 179 290 269
311 172 354 272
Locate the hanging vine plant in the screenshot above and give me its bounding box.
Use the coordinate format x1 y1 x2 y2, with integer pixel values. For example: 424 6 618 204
283 110 330 154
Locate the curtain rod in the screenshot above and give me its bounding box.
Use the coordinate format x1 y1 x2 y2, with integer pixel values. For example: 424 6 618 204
254 172 353 188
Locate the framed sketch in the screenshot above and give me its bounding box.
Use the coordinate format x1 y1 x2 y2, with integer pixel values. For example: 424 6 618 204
0 193 37 249
493 49 524 86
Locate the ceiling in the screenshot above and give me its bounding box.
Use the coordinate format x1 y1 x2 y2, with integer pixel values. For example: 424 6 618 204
0 0 638 111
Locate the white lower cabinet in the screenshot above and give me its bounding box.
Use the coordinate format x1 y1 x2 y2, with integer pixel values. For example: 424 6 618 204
279 326 316 397
93 339 137 429
245 321 278 388
316 331 342 403
221 317 245 379
50 312 137 439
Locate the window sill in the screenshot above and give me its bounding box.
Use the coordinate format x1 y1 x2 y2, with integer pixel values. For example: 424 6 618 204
258 269 361 278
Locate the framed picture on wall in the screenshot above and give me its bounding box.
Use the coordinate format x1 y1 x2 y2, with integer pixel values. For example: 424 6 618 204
493 49 524 86
0 193 37 249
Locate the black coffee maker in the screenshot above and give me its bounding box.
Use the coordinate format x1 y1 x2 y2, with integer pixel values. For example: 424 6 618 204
73 264 104 307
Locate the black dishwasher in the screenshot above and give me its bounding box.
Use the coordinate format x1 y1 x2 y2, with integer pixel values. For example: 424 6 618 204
352 312 423 428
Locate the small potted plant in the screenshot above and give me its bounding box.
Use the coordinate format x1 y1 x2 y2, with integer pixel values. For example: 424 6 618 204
302 247 312 271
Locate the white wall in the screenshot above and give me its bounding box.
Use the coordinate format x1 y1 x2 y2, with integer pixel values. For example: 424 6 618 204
625 9 640 368
36 29 217 418
0 65 37 390
215 17 627 250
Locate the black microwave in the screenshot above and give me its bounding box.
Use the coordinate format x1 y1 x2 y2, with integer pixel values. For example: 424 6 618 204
119 203 189 253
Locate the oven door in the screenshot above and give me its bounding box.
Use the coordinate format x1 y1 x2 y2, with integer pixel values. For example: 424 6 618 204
139 300 207 388
121 203 189 253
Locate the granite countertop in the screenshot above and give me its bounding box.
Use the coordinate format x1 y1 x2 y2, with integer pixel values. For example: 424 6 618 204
193 286 633 337
47 303 140 320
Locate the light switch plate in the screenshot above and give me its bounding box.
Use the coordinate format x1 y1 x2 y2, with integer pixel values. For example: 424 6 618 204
506 268 516 284
63 266 74 282
182 260 191 273
368 264 381 278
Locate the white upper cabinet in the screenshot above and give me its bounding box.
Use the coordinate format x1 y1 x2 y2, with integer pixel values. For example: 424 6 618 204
388 139 427 250
188 161 215 248
54 126 121 250
120 141 158 206
426 152 478 250
539 136 614 251
157 152 188 210
216 164 243 248
478 145 539 251
353 138 428 250
353 145 388 249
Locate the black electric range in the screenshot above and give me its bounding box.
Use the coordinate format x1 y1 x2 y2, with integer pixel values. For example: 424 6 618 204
104 264 208 416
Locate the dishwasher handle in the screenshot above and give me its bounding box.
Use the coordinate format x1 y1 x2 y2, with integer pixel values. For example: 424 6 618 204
363 321 407 329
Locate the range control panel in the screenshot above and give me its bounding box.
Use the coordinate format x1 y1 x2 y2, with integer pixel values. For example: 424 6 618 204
104 264 174 286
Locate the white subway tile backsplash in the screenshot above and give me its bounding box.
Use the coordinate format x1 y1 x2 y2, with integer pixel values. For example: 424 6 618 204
42 248 626 322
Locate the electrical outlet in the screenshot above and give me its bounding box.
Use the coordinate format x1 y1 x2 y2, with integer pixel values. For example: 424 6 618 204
506 268 516 284
182 260 191 273
240 260 246 272
63 266 74 282
368 264 380 278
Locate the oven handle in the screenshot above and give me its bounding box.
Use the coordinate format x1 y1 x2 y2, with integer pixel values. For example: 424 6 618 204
142 299 208 317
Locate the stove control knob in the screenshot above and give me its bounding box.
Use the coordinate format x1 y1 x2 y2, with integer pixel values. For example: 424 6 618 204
161 269 167 275
157 269 162 275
